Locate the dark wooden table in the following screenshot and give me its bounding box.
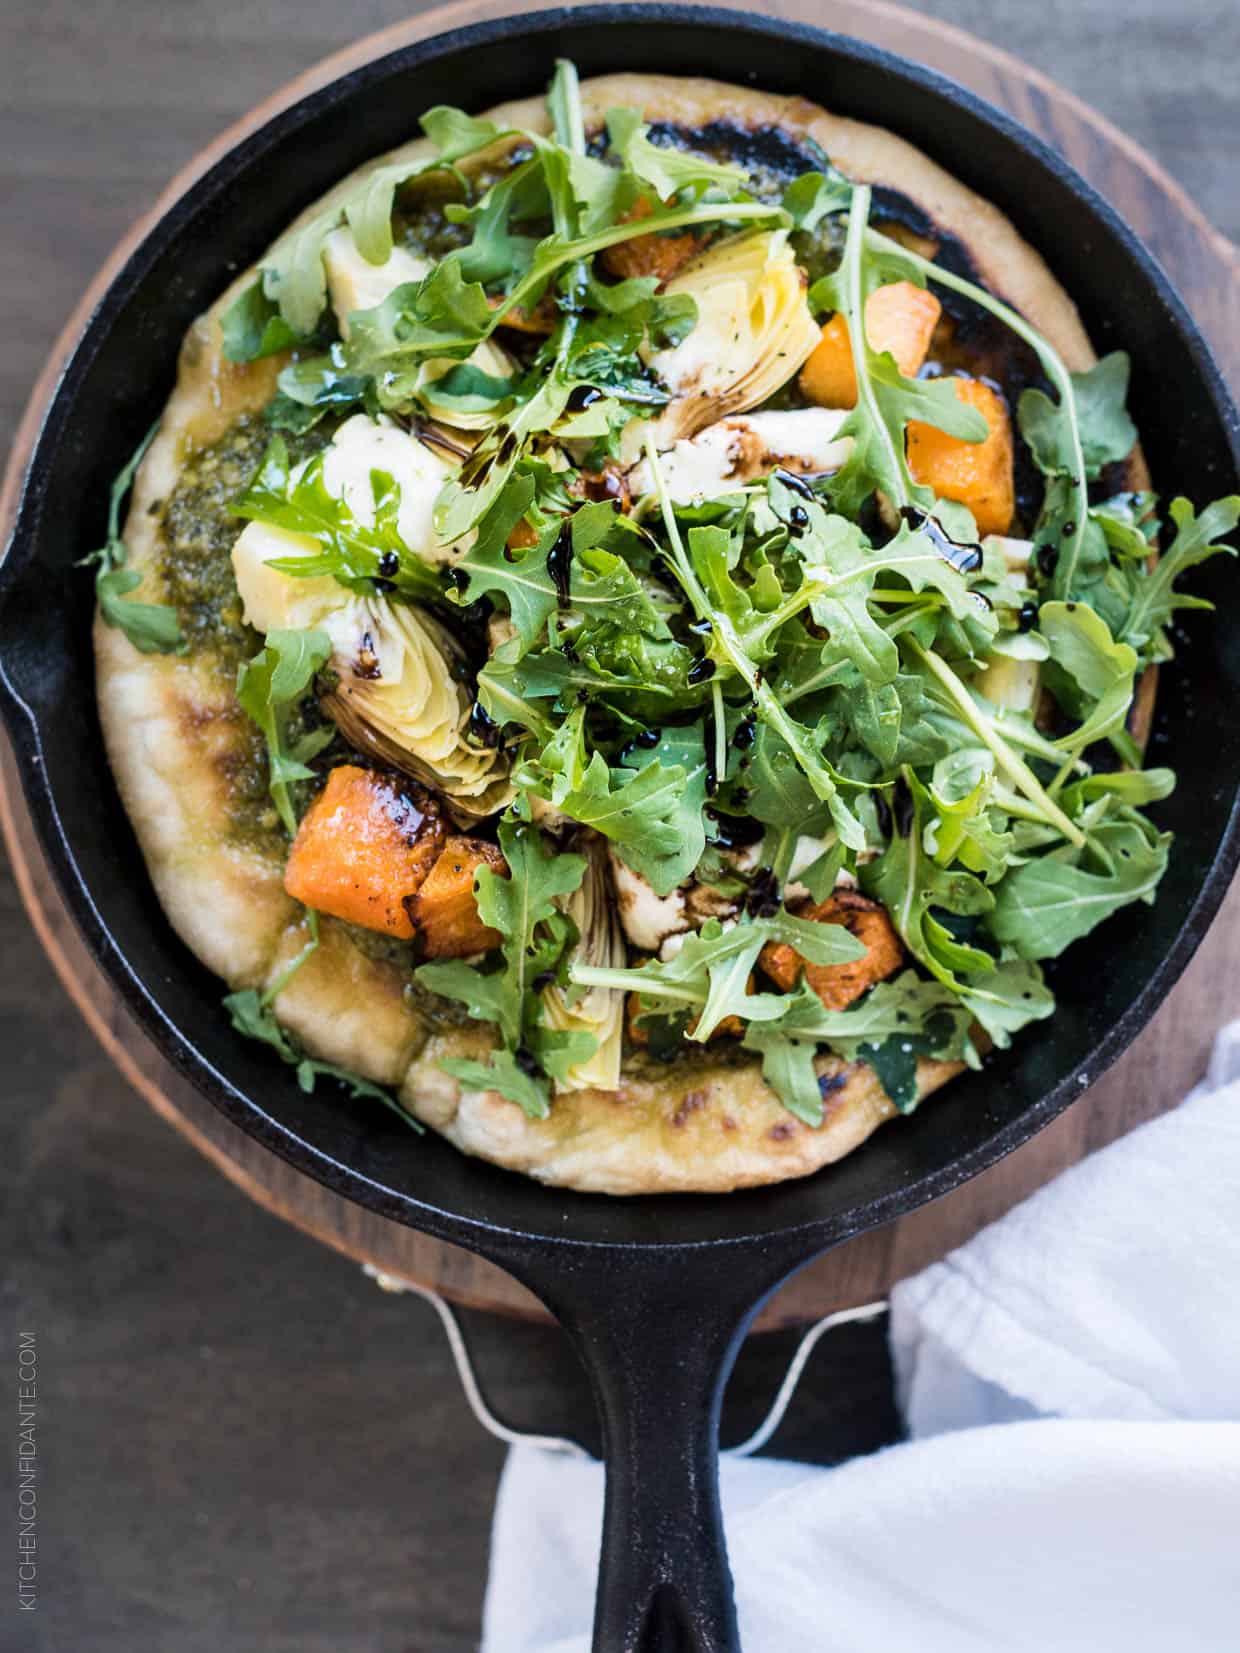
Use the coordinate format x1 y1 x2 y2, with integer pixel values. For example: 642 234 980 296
4 4 1238 1649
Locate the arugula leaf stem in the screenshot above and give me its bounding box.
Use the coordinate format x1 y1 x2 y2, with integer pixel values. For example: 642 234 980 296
79 422 187 655
990 782 1072 826
490 202 779 334
747 552 963 653
781 658 853 706
711 678 727 786
869 586 943 605
904 636 1085 846
844 189 908 512
646 436 857 829
549 58 587 157
866 226 1088 588
261 910 321 1007
1046 754 1079 798
644 433 721 618
879 601 939 638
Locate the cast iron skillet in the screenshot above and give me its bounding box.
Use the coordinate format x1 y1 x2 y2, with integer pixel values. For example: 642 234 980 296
3 8 1239 1647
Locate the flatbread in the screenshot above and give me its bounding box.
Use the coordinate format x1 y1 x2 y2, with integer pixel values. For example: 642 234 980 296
97 74 1124 1194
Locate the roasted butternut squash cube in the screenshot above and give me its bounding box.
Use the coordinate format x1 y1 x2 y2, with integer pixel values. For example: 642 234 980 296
906 375 1015 537
407 836 507 959
490 292 557 334
599 198 700 285
283 765 445 940
759 891 904 1012
799 281 942 408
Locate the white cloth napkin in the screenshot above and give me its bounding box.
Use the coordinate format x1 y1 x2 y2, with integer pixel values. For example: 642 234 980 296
482 1024 1240 1653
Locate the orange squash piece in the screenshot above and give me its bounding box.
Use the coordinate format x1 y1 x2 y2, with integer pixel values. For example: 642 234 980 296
407 836 508 959
283 765 445 940
799 281 942 408
599 198 700 286
759 891 904 1012
906 376 1016 536
507 517 541 551
490 292 557 335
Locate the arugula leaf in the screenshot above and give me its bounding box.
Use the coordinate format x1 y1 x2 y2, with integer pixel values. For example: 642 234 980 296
547 57 587 155
1117 496 1240 660
224 105 511 349
782 169 852 232
450 474 557 645
546 749 688 856
450 158 546 286
746 1033 826 1126
959 958 1055 1049
611 722 710 894
515 707 696 895
328 196 777 417
605 108 748 200
812 189 987 519
1039 600 1137 752
79 425 186 656
442 1048 558 1118
223 987 422 1130
435 371 577 539
1019 353 1137 481
235 629 333 836
573 913 865 1044
916 761 1014 884
991 814 1171 959
646 441 868 850
857 223 1097 601
220 280 305 361
748 969 968 1052
798 841 847 903
231 435 446 603
416 814 587 1117
902 636 1086 847
740 724 834 833
861 771 996 990
1059 768 1176 813
741 970 974 1119
453 492 671 651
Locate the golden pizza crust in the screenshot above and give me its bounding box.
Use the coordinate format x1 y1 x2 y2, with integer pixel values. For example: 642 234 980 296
98 73 1123 1193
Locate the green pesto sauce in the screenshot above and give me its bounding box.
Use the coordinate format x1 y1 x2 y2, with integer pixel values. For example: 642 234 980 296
155 414 337 843
158 414 331 670
393 176 473 264
155 414 477 1024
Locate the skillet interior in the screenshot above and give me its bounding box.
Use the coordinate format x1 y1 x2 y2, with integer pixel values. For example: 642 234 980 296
2 5 1239 1256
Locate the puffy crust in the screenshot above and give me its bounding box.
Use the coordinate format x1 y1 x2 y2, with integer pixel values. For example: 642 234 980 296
405 1029 960 1195
264 917 427 1086
94 316 296 990
99 72 1124 1192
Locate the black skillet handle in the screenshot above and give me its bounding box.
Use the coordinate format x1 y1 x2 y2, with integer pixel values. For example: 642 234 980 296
536 1246 798 1653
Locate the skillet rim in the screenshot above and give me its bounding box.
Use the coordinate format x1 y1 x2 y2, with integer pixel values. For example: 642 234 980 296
2 2 1239 1258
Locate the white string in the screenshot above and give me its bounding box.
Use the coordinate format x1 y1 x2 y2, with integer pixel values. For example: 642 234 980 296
365 1265 887 1462
722 1300 889 1459
363 1266 590 1457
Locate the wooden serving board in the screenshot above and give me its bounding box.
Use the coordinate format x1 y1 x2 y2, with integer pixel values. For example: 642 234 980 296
4 0 1239 1330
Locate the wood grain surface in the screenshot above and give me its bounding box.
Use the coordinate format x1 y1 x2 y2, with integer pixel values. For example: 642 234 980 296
4 0 1239 1335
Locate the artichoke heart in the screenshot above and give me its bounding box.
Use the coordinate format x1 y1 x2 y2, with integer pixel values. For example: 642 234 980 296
323 227 514 432
326 414 466 564
542 839 626 1093
642 230 821 442
415 336 516 433
321 601 512 819
322 227 429 338
230 417 466 622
